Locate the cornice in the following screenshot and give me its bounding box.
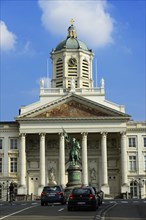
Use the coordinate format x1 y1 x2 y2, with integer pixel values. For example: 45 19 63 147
127 128 146 132
17 117 130 122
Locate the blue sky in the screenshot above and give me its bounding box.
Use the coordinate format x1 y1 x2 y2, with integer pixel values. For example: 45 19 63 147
0 0 145 121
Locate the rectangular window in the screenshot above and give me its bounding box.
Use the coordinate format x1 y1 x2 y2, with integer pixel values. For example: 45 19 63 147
0 158 2 172
0 139 2 149
10 139 17 149
10 158 17 172
128 137 136 147
144 156 146 170
144 137 146 147
129 156 136 171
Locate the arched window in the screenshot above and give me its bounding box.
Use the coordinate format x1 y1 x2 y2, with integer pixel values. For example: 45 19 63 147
130 181 138 198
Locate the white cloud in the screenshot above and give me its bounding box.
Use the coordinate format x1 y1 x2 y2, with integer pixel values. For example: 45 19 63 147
0 20 17 52
38 0 114 48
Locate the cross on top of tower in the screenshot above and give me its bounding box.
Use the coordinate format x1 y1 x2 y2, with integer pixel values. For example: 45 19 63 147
70 18 75 25
68 19 77 38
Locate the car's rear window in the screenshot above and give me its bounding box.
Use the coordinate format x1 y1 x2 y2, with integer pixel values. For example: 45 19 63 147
43 186 61 192
72 188 91 195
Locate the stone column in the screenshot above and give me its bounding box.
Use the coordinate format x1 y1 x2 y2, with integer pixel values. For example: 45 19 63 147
18 133 26 195
38 133 46 195
121 132 128 193
101 132 109 195
59 133 65 187
82 132 88 186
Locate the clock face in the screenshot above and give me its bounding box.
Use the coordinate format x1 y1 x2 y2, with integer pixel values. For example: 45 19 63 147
68 58 77 66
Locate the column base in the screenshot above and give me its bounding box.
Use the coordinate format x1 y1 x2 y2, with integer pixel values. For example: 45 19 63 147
17 186 27 195
121 183 129 193
101 184 110 196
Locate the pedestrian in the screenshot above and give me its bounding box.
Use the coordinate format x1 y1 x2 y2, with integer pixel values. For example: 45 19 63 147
9 182 15 202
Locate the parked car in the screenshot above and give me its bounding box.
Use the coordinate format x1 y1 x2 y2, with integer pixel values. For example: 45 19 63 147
67 186 99 211
41 185 66 206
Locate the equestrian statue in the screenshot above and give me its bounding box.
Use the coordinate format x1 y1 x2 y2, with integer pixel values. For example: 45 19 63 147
63 128 80 165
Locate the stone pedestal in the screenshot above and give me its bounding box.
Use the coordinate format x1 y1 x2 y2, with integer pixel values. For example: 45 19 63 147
66 164 82 189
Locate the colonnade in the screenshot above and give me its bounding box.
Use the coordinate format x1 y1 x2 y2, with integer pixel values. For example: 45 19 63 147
18 132 128 195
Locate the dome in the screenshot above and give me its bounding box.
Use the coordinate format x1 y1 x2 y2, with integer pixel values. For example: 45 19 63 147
55 23 89 51
55 38 89 51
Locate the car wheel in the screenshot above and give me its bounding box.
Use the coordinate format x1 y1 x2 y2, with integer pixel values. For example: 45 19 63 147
41 202 44 206
92 205 97 211
67 206 71 211
62 201 66 205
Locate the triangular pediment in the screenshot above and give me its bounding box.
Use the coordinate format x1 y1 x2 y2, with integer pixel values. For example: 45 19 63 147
17 94 130 120
34 100 110 118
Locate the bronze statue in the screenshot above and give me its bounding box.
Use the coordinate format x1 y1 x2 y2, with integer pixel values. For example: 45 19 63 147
63 128 80 165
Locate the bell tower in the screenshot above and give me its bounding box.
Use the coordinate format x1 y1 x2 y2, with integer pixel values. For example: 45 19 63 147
50 20 94 90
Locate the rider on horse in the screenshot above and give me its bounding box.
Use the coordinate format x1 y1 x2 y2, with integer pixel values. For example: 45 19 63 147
63 128 80 165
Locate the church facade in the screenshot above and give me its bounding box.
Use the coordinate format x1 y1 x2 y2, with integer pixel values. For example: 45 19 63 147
0 23 146 200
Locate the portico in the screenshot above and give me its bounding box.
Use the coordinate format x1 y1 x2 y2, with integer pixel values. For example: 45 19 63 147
17 124 128 197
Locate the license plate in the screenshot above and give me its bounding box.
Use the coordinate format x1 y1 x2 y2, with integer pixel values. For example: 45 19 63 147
48 194 55 197
78 202 85 205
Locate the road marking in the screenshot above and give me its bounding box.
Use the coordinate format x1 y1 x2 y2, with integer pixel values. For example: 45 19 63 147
121 201 128 203
95 215 101 220
58 208 64 211
102 203 117 218
31 202 39 205
0 204 39 220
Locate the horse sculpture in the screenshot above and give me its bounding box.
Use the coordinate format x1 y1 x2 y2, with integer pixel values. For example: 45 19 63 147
63 129 81 165
69 138 80 165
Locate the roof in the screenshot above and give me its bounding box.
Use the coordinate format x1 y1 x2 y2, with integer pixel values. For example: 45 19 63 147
55 38 89 51
55 24 89 52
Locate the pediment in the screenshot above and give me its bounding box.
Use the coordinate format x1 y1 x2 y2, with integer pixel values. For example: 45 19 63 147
18 94 130 119
33 100 110 118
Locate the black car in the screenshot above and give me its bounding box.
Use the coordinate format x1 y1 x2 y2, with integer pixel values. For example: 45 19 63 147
67 186 98 211
41 185 66 206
